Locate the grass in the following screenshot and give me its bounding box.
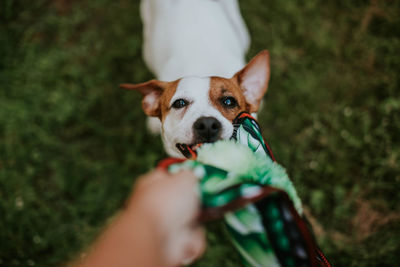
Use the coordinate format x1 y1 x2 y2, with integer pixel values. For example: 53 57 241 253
1 0 399 266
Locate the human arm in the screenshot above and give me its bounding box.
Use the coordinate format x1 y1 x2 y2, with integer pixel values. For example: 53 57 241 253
73 170 205 267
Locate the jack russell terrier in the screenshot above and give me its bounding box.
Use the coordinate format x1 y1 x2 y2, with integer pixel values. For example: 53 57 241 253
121 0 270 158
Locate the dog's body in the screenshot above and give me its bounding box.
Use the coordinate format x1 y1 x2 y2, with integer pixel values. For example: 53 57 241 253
121 0 271 158
140 0 250 81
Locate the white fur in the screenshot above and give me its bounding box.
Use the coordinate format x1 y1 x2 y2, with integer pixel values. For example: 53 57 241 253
162 77 233 157
140 0 249 80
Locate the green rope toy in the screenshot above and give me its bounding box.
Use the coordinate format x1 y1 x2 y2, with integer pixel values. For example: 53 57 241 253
158 112 330 267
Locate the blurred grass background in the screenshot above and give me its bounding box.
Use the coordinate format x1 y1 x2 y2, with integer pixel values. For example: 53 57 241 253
1 0 399 266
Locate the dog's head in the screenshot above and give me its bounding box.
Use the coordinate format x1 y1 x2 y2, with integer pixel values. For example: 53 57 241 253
121 50 270 157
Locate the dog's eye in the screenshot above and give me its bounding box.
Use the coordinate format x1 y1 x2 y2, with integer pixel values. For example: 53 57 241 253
221 96 238 108
172 99 188 109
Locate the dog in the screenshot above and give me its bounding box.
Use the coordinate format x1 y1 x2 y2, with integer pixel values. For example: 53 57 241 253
121 0 270 158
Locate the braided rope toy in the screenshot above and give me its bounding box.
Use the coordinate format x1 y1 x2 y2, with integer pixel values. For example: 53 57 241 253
158 112 330 267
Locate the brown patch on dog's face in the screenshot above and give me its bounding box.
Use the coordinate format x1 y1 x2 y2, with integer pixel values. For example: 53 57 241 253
209 76 248 121
158 80 180 121
120 79 180 120
209 50 271 120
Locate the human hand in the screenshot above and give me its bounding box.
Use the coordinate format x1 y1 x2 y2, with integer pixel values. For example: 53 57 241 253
127 169 206 266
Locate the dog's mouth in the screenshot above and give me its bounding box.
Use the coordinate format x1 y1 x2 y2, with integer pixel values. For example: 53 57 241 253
176 140 220 159
175 143 198 159
175 128 234 158
175 141 208 151
176 136 223 152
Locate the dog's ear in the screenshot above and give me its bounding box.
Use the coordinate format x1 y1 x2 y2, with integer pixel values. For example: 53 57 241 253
234 50 270 113
120 80 167 117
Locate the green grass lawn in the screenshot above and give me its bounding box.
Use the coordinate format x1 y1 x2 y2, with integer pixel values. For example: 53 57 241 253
1 0 399 266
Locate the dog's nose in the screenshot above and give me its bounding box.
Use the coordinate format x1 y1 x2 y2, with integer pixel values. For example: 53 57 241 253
193 116 222 143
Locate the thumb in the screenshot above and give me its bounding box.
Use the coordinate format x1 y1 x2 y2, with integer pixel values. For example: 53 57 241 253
181 226 206 265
